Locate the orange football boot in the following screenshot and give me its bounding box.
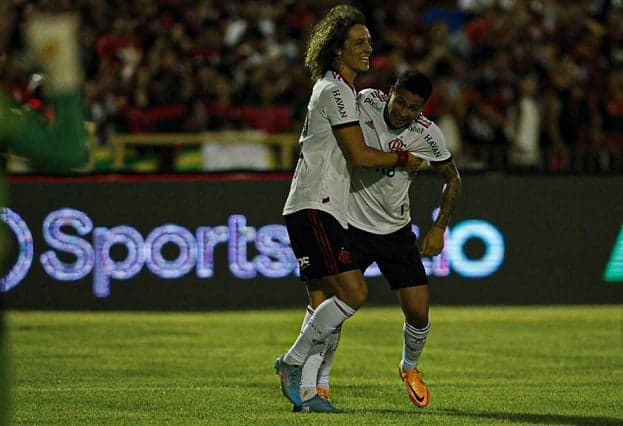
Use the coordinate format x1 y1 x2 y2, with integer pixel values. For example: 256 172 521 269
398 364 430 408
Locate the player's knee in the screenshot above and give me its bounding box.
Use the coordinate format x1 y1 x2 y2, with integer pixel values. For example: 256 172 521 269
404 303 429 328
406 310 429 329
337 281 368 309
350 283 368 308
411 316 429 329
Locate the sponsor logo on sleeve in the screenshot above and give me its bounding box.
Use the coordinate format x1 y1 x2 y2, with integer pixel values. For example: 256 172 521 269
424 133 442 157
331 89 348 118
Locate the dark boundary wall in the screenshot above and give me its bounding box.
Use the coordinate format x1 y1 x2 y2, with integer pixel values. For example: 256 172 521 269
2 173 622 309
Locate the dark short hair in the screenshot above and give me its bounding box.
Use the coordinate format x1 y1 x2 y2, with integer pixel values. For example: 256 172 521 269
394 69 432 101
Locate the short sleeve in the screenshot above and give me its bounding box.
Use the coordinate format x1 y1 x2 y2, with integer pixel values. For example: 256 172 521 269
410 122 452 162
320 82 359 127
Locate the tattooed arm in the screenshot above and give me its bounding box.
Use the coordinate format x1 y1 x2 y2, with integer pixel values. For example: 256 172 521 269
420 158 461 256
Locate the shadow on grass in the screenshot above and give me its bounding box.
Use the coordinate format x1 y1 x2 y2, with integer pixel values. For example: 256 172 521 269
344 407 621 425
436 408 623 426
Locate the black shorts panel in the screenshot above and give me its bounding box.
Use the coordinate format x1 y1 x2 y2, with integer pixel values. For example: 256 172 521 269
284 209 359 282
348 224 428 290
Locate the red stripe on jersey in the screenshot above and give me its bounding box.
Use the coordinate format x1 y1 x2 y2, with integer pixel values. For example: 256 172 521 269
331 71 356 92
416 115 432 128
308 210 338 274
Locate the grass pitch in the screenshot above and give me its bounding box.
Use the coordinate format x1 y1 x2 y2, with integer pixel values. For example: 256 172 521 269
5 305 623 425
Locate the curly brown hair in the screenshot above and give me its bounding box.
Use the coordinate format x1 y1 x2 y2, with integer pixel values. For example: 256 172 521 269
304 5 366 81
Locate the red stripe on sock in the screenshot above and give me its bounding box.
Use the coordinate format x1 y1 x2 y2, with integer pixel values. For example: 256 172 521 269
332 298 353 318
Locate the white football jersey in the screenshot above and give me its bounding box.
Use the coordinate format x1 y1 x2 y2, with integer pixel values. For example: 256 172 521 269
348 88 451 235
282 71 359 228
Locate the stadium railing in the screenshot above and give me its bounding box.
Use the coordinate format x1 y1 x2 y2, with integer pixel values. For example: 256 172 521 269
109 131 299 170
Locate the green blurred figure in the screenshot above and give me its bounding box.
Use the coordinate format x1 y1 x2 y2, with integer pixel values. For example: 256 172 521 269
0 8 88 424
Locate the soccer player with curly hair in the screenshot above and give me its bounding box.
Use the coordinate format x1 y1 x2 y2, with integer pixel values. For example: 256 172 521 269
274 4 421 412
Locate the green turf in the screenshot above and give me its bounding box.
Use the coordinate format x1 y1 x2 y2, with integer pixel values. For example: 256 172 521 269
4 305 623 425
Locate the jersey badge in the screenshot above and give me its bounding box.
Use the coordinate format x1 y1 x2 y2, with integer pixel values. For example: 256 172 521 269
338 248 352 265
388 138 406 152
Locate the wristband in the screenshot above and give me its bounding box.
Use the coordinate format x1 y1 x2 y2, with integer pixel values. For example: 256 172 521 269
395 151 409 167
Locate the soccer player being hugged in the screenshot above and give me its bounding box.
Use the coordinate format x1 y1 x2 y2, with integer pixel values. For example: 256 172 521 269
0 9 89 423
296 70 461 411
274 5 423 413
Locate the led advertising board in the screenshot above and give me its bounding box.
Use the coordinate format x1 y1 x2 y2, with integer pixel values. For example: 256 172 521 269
2 174 622 309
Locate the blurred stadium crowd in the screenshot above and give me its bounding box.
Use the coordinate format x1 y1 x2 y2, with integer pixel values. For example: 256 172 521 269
2 0 622 172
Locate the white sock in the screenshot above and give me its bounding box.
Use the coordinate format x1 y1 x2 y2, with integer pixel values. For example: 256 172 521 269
299 306 323 401
300 352 323 401
401 320 430 371
316 324 341 391
284 297 355 365
299 305 314 333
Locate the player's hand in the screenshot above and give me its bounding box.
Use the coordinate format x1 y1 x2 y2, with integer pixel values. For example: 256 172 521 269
406 153 425 171
405 153 425 181
420 226 445 257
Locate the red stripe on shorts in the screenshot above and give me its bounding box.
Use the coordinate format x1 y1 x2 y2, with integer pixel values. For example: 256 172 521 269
308 210 338 274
